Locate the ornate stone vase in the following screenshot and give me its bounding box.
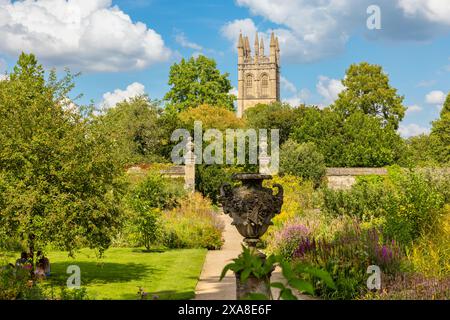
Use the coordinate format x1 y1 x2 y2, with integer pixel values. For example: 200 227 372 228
219 173 283 247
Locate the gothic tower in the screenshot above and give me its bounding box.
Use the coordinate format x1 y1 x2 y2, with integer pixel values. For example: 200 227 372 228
237 32 280 118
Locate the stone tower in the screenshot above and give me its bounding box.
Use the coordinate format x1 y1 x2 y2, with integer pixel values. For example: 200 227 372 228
237 32 280 118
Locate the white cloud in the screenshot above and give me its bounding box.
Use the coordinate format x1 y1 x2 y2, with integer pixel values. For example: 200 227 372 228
223 0 450 63
398 0 450 25
101 82 145 109
283 88 310 107
280 76 297 94
316 76 345 105
0 74 7 81
221 18 258 48
405 104 422 114
175 32 203 51
425 90 446 104
398 123 430 138
0 0 171 72
279 76 309 106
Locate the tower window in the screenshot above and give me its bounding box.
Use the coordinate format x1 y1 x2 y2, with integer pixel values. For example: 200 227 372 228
261 74 269 97
246 74 253 88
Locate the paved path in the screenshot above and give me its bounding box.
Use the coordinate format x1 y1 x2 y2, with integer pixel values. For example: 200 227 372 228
195 213 240 300
195 212 316 300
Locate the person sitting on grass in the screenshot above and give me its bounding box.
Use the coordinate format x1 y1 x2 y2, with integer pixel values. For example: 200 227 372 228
15 252 32 270
37 251 51 276
34 262 46 280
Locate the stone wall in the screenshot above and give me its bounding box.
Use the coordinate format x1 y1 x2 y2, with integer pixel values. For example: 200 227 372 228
326 168 388 190
325 167 450 190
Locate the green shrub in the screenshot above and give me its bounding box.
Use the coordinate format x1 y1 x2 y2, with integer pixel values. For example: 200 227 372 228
196 165 247 204
161 193 224 250
280 140 326 187
127 172 185 249
130 172 185 211
322 170 446 245
0 266 47 300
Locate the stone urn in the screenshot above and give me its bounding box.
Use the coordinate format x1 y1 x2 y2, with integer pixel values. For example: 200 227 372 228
219 173 283 299
219 173 283 248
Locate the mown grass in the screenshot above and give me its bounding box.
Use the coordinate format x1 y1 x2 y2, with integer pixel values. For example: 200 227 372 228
4 247 207 300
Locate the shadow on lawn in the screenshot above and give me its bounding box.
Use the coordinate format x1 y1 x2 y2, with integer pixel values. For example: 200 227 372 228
48 261 161 286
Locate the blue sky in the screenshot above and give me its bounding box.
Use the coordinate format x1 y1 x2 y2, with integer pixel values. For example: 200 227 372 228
0 0 449 137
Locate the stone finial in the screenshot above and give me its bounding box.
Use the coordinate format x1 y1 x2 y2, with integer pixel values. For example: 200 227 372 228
258 135 271 175
184 136 195 193
254 32 259 57
238 32 244 49
245 36 251 57
259 37 265 56
184 136 195 165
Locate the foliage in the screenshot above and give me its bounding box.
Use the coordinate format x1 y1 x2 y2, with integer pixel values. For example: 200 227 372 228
97 96 169 165
164 55 235 112
400 134 439 167
59 287 89 300
179 104 245 131
267 221 311 261
0 265 48 300
430 92 450 164
220 246 335 300
161 193 224 250
405 208 450 278
293 225 402 299
195 165 246 204
291 107 404 167
264 175 319 228
0 53 125 258
130 171 184 211
322 169 446 245
127 172 185 250
366 273 450 300
280 140 326 187
332 62 405 129
243 102 297 144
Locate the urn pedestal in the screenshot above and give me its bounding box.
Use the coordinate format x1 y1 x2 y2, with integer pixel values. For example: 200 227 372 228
219 173 283 299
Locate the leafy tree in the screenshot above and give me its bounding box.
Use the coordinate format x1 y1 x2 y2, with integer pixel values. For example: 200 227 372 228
128 172 184 250
431 92 450 164
99 96 170 165
339 111 404 167
333 62 405 129
290 106 344 166
179 104 245 131
164 55 235 112
0 53 125 259
244 102 298 144
291 107 404 167
399 134 438 167
280 140 326 187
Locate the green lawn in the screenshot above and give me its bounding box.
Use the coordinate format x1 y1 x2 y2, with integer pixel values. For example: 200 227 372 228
42 247 207 300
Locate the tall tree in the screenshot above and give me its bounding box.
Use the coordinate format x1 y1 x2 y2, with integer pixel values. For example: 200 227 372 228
0 53 125 259
333 62 405 129
430 92 450 164
99 96 169 165
291 106 404 167
164 55 235 112
244 102 298 144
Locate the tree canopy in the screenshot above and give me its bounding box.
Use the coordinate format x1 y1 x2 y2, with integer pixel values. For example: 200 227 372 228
333 62 405 129
164 55 235 112
290 106 404 167
430 92 450 164
0 53 125 258
98 96 170 165
243 102 298 144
